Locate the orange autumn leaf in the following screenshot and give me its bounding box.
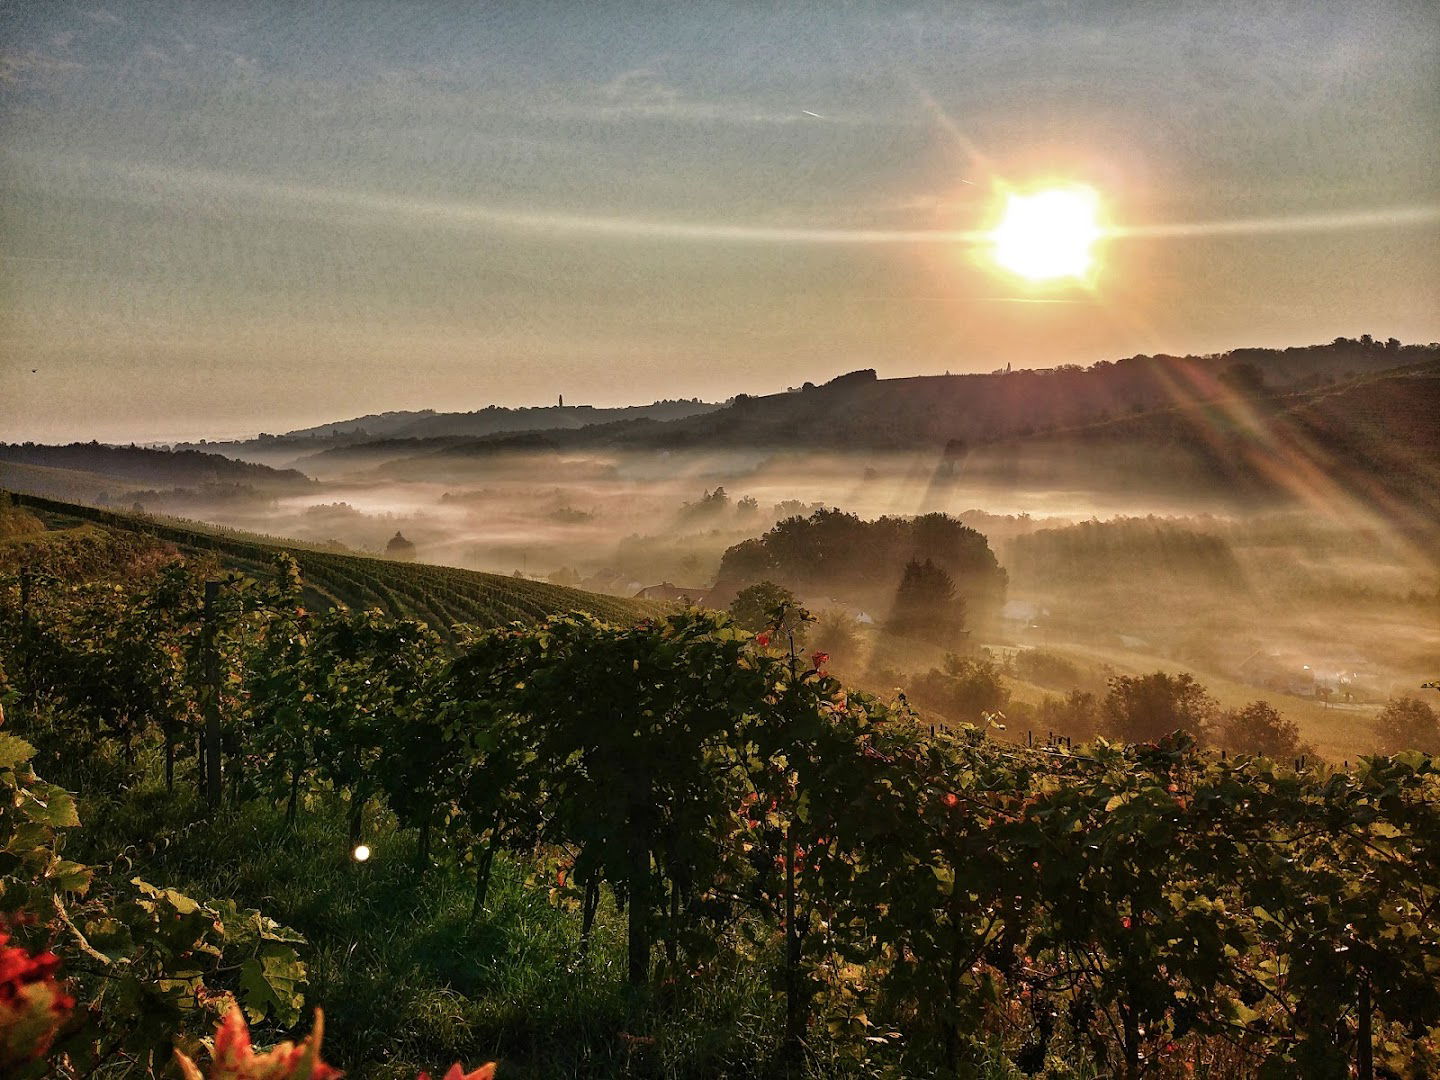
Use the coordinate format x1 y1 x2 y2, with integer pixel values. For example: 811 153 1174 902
175 1006 341 1080
0 932 75 1070
419 1066 497 1080
177 1007 498 1080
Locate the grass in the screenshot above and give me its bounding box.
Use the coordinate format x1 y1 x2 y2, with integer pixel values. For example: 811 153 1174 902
66 757 789 1079
58 740 1071 1079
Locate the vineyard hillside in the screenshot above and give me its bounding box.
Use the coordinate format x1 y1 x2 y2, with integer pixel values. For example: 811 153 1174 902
2 491 657 634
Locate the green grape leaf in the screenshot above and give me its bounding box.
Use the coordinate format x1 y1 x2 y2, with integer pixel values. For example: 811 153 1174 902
0 732 36 770
21 786 79 828
52 859 93 894
238 945 308 1027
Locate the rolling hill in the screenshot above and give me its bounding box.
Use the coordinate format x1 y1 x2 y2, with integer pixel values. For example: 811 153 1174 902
330 339 1439 464
0 442 314 501
163 339 1438 476
0 459 152 506
175 399 722 468
3 492 658 638
340 351 1440 540
976 359 1440 537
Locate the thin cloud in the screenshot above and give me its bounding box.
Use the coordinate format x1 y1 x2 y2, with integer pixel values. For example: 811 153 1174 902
21 153 1440 250
1111 206 1440 240
576 67 885 127
0 50 85 87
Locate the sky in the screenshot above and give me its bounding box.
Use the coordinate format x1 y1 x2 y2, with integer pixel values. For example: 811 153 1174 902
2 1 1437 443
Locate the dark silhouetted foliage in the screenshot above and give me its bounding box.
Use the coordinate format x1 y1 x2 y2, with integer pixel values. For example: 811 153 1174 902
1217 700 1307 759
1375 696 1439 754
889 558 964 644
1103 671 1217 745
728 581 807 642
718 508 1006 626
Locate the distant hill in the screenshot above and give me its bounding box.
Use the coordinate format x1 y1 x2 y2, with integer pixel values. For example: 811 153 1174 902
177 399 722 467
289 436 478 474
4 492 658 639
364 338 1440 462
0 442 314 497
971 360 1440 542
342 345 1440 543
281 398 719 440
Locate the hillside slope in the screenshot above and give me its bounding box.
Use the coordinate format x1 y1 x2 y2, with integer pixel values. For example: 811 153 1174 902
178 399 721 468
5 492 658 637
361 340 1439 462
0 460 145 506
976 361 1440 536
0 443 313 494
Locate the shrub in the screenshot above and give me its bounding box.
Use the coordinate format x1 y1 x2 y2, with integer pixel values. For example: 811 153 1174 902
1037 688 1102 741
810 609 863 667
909 655 1010 723
1103 671 1217 744
1375 696 1439 753
1217 700 1307 759
1012 648 1082 688
728 581 808 642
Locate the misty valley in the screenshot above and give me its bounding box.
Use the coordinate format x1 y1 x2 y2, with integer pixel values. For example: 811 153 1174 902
3 3 1439 1073
7 340 1434 766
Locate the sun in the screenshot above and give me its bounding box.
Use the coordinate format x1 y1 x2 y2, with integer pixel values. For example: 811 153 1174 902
989 185 1102 282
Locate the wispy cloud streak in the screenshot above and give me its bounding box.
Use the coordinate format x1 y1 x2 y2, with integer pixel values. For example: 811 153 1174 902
1111 206 1440 240
19 154 1440 249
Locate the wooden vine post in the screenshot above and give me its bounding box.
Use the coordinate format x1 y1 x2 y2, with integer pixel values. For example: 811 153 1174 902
1358 977 1373 1080
202 580 223 810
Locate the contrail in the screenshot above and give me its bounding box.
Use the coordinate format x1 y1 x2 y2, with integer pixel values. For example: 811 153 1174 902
33 153 1440 248
968 296 1092 304
68 156 993 244
1108 205 1440 240
852 295 1094 304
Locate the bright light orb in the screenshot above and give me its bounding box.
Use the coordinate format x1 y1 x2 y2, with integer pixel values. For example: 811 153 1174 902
990 186 1101 281
352 844 371 863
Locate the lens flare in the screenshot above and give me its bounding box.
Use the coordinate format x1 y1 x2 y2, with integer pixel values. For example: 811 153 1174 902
990 186 1101 281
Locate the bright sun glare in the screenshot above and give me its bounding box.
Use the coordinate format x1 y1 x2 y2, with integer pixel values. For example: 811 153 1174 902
990 186 1102 282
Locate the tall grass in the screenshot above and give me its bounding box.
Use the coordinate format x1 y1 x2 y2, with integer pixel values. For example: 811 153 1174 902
67 764 797 1079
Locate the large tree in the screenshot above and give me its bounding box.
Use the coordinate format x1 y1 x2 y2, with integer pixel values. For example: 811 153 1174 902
716 508 1007 624
888 558 965 645
1216 700 1306 759
1103 671 1217 745
1374 696 1439 754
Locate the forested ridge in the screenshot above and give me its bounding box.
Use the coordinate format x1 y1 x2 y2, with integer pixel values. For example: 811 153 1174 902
0 442 314 492
373 340 1440 459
